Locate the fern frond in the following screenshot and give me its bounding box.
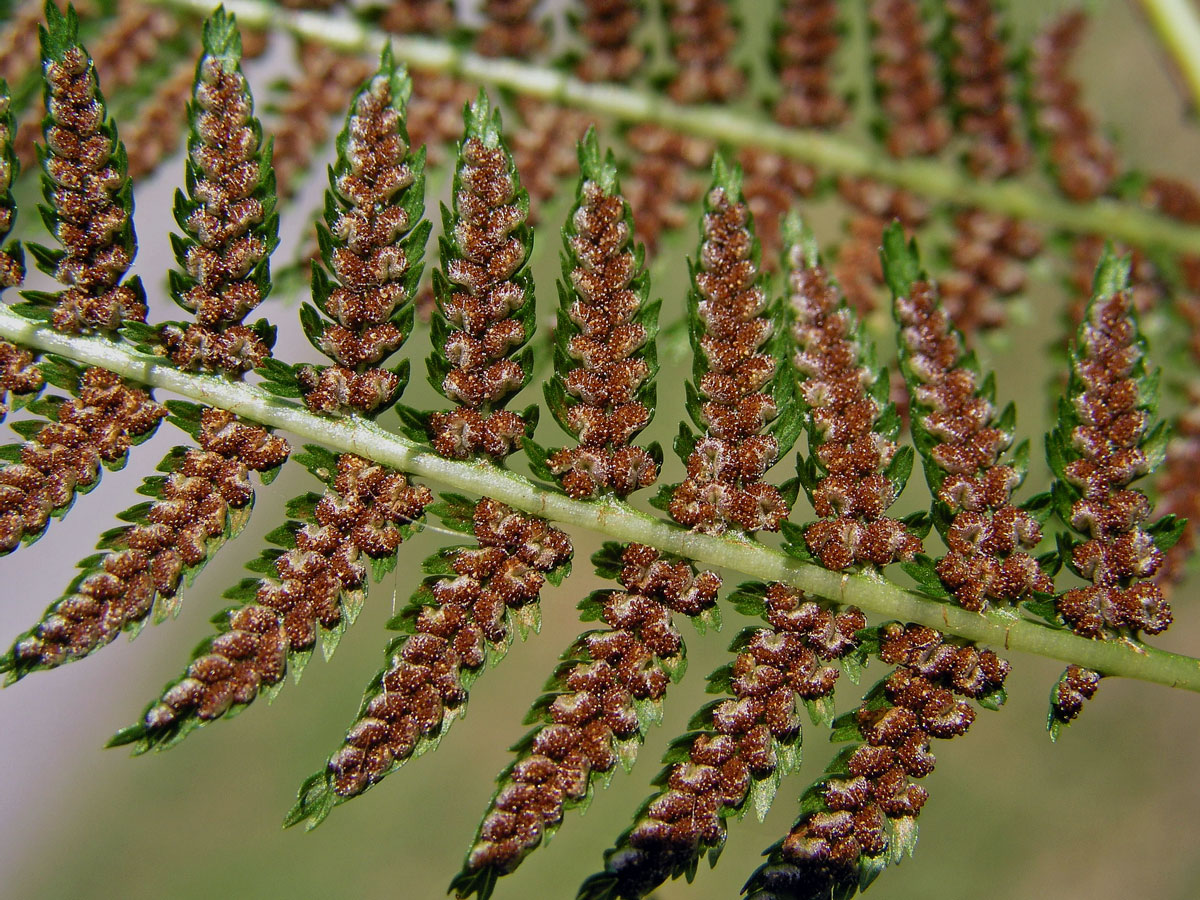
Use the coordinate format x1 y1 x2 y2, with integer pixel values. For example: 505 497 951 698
1 402 286 679
112 447 429 752
667 155 791 535
297 42 427 419
883 222 1051 610
22 0 146 333
287 495 569 828
452 542 719 898
289 87 574 833
448 131 679 896
109 34 442 751
1022 10 1119 202
7 2 129 177
867 0 950 159
0 76 39 419
427 90 535 461
1 296 1193 690
1 2 1200 896
147 0 1200 256
743 623 1008 900
1046 247 1177 732
0 7 293 681
769 0 848 129
159 5 278 376
580 583 865 900
0 358 164 555
786 215 920 571
542 128 659 500
940 0 1029 178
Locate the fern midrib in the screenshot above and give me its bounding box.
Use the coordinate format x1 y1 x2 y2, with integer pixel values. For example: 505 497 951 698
140 0 1200 258
3 304 1196 693
1138 0 1200 114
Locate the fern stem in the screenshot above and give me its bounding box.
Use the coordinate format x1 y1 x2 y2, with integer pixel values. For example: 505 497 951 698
144 0 1200 257
2 304 1199 692
1137 0 1200 116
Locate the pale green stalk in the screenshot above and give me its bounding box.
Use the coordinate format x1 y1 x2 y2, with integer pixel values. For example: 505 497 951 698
144 0 1200 256
2 304 1198 692
1138 0 1200 116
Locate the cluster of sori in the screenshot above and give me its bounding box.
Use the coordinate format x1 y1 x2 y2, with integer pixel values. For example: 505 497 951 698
743 621 1008 900
787 220 921 572
663 0 745 104
1 10 291 702
223 1 1172 353
771 0 846 129
113 32 452 750
450 138 723 898
667 160 791 536
942 0 1028 178
3 58 160 548
544 135 658 501
1026 10 1120 203
868 0 950 159
286 89 573 829
580 581 866 899
1044 255 1181 731
4 0 1194 343
725 227 1039 899
891 257 1051 612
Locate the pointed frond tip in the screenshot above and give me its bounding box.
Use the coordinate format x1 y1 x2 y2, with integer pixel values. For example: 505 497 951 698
37 0 81 64
201 5 243 63
1046 242 1174 648
669 160 789 534
885 232 1050 612
27 1 144 334
1091 243 1131 300
464 89 504 147
576 126 620 196
166 6 278 377
709 150 744 198
301 43 426 415
781 211 820 270
880 221 926 301
546 129 659 499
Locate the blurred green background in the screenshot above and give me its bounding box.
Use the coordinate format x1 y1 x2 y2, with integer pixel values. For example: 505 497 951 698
2 1 1200 899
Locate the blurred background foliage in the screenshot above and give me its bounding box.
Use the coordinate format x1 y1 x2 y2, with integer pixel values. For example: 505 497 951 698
1 1 1200 898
